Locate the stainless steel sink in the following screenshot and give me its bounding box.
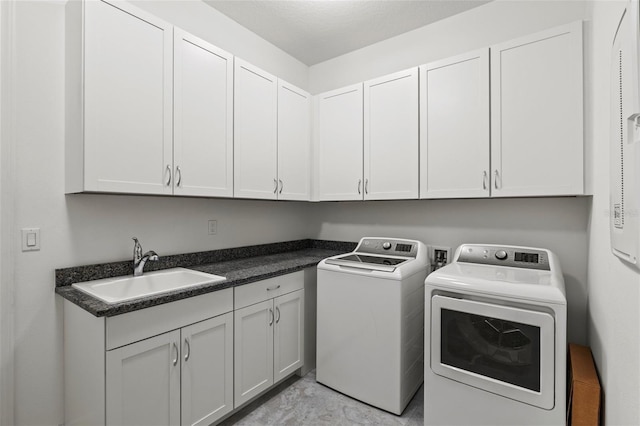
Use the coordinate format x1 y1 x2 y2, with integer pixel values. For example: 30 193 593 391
71 268 226 304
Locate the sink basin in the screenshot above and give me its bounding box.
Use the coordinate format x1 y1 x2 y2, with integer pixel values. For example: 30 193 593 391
72 268 226 304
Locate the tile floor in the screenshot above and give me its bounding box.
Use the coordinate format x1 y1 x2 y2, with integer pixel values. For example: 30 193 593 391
219 370 424 426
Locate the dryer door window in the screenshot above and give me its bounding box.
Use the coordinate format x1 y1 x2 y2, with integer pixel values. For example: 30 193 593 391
440 309 541 391
431 295 555 409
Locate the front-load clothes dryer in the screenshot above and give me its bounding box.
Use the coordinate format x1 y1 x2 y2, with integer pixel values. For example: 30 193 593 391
424 244 567 426
317 237 429 415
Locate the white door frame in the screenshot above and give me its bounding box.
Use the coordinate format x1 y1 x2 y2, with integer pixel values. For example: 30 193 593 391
0 1 16 424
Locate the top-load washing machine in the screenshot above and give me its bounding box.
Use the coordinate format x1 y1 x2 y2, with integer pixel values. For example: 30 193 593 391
424 244 567 425
317 237 429 415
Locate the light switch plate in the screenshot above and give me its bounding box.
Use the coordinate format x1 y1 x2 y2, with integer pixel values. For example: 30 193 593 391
21 228 40 252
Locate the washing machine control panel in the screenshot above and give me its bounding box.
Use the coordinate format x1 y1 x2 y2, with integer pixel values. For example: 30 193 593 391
355 238 420 258
457 245 550 271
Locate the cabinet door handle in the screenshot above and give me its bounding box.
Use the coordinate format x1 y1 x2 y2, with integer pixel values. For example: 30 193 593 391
269 308 274 326
172 342 178 366
483 171 488 190
184 337 190 362
494 170 500 190
275 306 281 324
267 285 281 291
365 179 369 194
279 179 283 194
176 166 182 187
166 165 172 187
358 179 362 195
273 178 278 194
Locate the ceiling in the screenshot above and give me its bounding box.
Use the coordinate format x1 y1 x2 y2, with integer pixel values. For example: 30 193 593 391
203 0 492 66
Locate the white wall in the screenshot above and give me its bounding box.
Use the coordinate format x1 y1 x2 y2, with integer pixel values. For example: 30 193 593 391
0 1 16 424
586 1 640 424
7 1 313 425
131 0 309 91
309 0 587 94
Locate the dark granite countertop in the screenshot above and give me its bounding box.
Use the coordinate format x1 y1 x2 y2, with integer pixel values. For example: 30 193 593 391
55 240 354 317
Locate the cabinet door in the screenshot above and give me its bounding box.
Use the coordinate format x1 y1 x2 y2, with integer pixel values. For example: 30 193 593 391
234 59 278 199
83 0 173 195
181 313 233 426
420 50 490 198
273 289 305 383
173 29 233 197
106 330 180 426
234 300 274 407
278 80 311 200
316 84 364 201
364 68 419 200
491 21 583 197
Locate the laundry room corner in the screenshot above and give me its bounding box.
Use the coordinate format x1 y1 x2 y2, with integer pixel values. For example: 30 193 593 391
585 1 640 424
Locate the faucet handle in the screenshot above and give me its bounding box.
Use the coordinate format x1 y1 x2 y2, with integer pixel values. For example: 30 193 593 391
132 237 142 261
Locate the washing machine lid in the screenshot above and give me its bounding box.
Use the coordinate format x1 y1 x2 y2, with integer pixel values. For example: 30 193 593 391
324 253 410 272
426 262 566 305
319 237 430 275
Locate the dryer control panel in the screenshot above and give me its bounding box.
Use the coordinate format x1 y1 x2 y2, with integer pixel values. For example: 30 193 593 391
456 244 550 271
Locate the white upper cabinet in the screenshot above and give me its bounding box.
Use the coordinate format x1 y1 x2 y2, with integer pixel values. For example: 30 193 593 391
173 29 234 198
490 21 584 197
234 59 279 199
316 84 364 201
364 68 419 200
67 4 583 202
277 81 311 201
420 50 490 199
66 0 173 195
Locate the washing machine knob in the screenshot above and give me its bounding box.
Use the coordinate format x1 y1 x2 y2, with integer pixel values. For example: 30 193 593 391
495 250 508 260
382 242 392 250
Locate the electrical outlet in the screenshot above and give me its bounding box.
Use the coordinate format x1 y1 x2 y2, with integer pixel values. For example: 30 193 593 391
208 220 217 235
431 246 452 271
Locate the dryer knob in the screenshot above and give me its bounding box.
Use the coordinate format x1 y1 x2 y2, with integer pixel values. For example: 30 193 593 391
382 242 392 250
495 250 508 260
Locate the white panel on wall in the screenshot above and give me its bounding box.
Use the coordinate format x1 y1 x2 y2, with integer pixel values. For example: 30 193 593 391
610 0 640 267
588 2 640 424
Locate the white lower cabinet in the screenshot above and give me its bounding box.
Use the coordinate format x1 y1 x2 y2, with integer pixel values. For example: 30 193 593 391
107 313 234 426
234 300 275 405
273 290 305 383
181 314 234 426
64 289 234 426
106 313 234 426
106 330 181 425
233 273 305 408
64 271 308 426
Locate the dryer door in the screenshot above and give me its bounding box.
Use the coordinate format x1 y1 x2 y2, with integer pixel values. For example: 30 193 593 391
431 295 555 409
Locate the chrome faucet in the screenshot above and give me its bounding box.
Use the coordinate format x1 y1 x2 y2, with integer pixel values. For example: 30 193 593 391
132 237 159 277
